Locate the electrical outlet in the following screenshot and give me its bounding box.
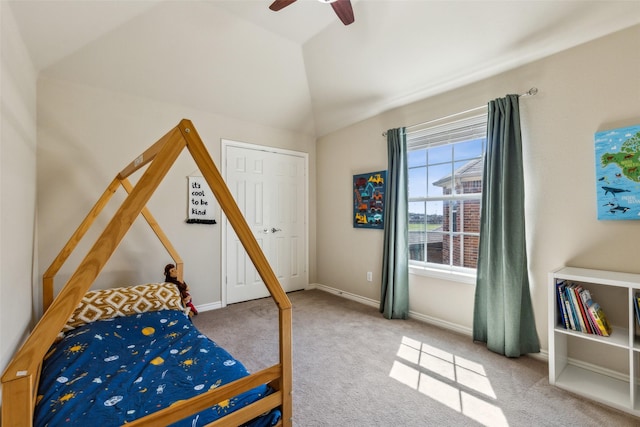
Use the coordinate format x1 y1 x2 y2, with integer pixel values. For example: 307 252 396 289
366 271 373 282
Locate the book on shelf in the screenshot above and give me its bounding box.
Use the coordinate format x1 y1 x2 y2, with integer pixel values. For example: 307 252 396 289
555 280 611 336
634 292 640 328
577 286 598 335
587 301 612 336
564 284 580 331
570 285 592 334
556 281 578 331
556 281 570 329
583 290 602 336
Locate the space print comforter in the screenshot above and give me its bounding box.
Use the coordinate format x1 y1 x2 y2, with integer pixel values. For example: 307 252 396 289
34 309 280 427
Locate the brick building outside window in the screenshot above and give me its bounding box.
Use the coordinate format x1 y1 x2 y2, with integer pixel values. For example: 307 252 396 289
432 158 482 268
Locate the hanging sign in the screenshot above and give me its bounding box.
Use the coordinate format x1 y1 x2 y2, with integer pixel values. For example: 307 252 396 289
187 175 216 224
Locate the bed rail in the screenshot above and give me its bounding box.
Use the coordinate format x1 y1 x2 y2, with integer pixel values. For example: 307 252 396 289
1 119 293 426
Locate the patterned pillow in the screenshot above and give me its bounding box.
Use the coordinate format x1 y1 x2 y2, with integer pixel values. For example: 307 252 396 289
63 282 184 333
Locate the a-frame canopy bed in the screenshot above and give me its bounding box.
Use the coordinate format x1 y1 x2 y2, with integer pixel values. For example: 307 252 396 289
1 119 293 426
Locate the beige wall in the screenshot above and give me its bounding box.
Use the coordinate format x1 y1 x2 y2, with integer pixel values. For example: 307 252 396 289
35 78 316 314
0 2 38 400
316 24 640 352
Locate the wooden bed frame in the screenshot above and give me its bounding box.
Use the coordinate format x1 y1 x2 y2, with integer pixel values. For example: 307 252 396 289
1 119 293 426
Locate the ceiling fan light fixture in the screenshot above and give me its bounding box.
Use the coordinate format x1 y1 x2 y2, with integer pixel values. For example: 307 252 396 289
270 0 354 26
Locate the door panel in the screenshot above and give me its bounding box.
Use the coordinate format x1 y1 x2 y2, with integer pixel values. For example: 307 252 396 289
225 143 307 304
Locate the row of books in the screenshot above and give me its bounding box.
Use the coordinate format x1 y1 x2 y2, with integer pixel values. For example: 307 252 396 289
633 292 640 327
556 281 612 336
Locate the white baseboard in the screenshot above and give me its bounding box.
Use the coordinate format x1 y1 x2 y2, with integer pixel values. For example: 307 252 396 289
309 283 473 334
309 282 475 334
308 283 548 362
306 283 379 308
195 301 222 313
567 355 625 382
408 309 473 336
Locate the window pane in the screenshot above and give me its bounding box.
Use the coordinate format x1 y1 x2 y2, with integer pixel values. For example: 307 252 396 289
464 235 480 269
409 201 426 232
440 234 482 269
453 138 484 161
425 201 443 228
428 163 452 196
409 201 426 262
426 231 444 264
425 201 444 264
451 235 463 267
441 200 453 232
453 158 483 195
465 172 483 194
408 149 426 168
408 167 427 198
427 144 452 164
453 200 460 232
462 199 481 232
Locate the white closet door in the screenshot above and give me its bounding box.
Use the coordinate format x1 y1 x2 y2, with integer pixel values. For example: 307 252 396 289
224 143 307 304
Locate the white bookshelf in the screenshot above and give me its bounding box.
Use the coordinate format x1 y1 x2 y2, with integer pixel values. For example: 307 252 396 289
549 267 640 417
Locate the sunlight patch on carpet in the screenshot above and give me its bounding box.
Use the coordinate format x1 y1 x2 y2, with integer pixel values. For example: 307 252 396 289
389 336 507 427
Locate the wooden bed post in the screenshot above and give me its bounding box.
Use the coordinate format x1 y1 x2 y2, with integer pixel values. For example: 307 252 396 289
1 374 35 427
280 306 294 426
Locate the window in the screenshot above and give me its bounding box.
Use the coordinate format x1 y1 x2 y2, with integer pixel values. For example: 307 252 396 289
407 113 487 278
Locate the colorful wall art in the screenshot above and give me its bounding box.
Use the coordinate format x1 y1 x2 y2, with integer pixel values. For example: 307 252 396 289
353 170 386 229
595 124 640 220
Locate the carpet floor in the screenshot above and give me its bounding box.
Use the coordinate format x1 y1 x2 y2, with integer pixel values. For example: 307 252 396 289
193 289 640 426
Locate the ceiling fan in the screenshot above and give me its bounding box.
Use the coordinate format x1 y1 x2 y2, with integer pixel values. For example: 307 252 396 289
269 0 355 26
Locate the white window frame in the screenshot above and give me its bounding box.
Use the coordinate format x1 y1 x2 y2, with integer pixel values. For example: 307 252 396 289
406 112 487 284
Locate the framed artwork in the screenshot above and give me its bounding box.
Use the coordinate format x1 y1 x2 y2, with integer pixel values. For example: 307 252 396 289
353 170 386 229
595 124 640 220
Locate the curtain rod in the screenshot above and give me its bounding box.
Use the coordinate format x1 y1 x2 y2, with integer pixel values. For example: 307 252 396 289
382 87 538 137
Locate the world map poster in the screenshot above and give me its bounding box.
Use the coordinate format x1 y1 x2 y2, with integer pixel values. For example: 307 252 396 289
595 124 640 220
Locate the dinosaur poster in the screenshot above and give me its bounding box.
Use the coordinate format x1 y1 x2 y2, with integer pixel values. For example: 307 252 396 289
353 170 386 229
595 124 640 220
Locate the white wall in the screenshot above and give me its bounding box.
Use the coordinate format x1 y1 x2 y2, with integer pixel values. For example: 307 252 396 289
0 2 37 399
36 78 316 314
316 24 640 351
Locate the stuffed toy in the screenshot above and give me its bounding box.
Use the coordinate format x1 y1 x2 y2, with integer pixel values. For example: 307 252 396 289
164 263 198 316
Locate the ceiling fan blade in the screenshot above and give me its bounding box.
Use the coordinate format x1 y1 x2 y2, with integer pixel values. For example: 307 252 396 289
331 0 355 25
269 0 297 12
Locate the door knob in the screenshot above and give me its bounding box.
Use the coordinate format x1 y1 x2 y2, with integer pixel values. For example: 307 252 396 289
271 228 282 233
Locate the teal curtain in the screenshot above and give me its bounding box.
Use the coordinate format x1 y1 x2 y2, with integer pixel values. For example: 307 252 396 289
472 95 540 357
380 127 409 319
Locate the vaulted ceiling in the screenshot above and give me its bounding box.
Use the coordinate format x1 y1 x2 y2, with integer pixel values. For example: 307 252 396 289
8 0 640 137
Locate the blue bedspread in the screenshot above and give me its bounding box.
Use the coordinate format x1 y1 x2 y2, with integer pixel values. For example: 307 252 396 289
34 310 280 426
